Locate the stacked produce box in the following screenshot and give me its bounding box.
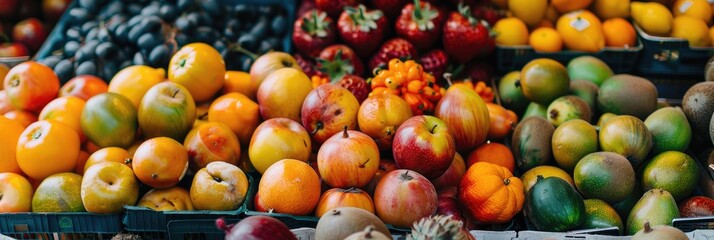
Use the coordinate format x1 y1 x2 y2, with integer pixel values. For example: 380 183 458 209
1 0 714 240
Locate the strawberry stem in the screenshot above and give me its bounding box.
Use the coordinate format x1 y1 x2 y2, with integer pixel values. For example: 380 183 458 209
413 0 423 20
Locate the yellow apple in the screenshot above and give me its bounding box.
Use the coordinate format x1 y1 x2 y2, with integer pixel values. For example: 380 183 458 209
257 68 313 122
0 172 33 212
249 118 312 174
81 162 139 213
137 186 194 211
190 161 249 211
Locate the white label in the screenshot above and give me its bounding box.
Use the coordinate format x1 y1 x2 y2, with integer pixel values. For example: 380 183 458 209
570 18 591 32
679 0 694 13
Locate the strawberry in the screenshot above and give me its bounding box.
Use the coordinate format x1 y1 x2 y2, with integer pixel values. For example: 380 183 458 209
293 10 337 58
442 4 495 63
316 0 361 19
368 38 418 71
338 74 370 103
318 44 365 77
395 0 446 51
295 53 322 78
419 49 448 82
370 0 408 20
337 4 389 58
472 4 505 27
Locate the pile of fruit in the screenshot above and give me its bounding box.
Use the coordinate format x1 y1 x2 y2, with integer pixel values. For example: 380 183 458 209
0 0 72 57
34 0 291 83
489 0 714 52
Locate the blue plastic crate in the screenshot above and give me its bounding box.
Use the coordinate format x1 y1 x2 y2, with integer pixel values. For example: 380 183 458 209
495 41 642 74
123 174 256 239
0 212 122 240
634 24 714 78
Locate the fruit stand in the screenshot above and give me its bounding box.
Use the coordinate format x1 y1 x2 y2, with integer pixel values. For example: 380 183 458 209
3 0 714 239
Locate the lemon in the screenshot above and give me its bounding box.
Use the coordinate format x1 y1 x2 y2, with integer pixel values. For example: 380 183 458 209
508 0 548 27
556 10 605 53
673 0 712 23
672 16 711 47
594 0 630 19
494 17 530 46
631 2 673 36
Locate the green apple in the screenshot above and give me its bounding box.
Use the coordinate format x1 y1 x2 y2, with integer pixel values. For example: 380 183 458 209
138 82 196 142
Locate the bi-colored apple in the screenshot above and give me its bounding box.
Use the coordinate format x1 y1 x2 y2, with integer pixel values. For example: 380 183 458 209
0 42 29 57
138 82 196 141
4 61 59 113
365 159 398 196
315 188 375 217
431 152 467 189
184 122 241 172
249 118 312 174
373 170 438 228
392 115 456 180
58 75 108 101
301 84 360 146
190 161 249 211
12 18 46 52
248 52 300 100
434 84 490 153
81 162 139 214
108 65 165 108
257 68 313 122
80 92 137 148
318 128 379 188
0 172 33 212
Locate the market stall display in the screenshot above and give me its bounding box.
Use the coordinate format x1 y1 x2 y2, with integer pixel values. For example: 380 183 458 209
3 0 714 239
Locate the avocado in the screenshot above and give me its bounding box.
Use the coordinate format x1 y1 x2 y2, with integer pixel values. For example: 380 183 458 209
597 74 658 120
512 116 555 171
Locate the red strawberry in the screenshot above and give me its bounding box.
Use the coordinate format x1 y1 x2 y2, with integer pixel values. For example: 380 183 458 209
338 75 370 103
442 4 495 63
337 4 389 58
318 44 365 77
464 60 494 82
370 0 408 20
395 0 446 51
296 0 317 18
295 54 322 78
293 10 336 57
368 38 418 71
419 49 448 82
316 0 361 20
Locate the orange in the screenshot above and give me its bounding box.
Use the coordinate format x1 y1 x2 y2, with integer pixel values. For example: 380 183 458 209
38 96 86 143
552 0 594 13
4 109 37 128
0 64 8 90
0 115 24 174
709 26 714 47
207 92 260 145
84 147 133 174
0 90 13 115
602 18 637 48
257 159 321 215
222 71 252 96
168 43 225 102
508 0 548 27
466 142 516 174
537 20 555 29
17 120 80 180
671 15 711 47
132 137 189 189
493 17 530 46
530 27 563 52
556 10 605 52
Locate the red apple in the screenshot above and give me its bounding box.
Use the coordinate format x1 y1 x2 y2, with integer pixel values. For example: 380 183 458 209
301 84 359 147
248 52 300 100
12 18 46 52
317 127 379 188
365 158 398 195
59 75 108 101
0 172 33 212
0 42 28 57
392 115 456 180
437 187 477 230
217 216 298 240
4 61 59 113
434 84 490 153
373 169 438 228
42 0 71 22
249 118 312 174
190 161 250 211
431 152 467 189
81 162 139 213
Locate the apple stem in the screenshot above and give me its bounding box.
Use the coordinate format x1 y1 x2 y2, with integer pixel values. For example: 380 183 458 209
152 173 158 179
0 192 3 201
400 170 414 181
172 89 180 98
443 73 453 87
124 158 132 165
342 126 349 138
32 130 42 140
310 122 323 135
365 226 375 238
178 58 186 68
430 124 438 134
214 176 222 182
8 78 19 88
644 222 652 233
359 158 370 168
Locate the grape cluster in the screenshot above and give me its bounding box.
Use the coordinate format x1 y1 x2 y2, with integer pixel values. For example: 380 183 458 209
36 0 290 83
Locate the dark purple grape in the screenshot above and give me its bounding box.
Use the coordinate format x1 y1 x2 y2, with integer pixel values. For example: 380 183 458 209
237 34 256 51
159 3 179 22
95 42 119 59
148 45 170 68
68 8 92 24
137 32 165 50
38 56 62 69
54 59 75 83
76 61 98 76
63 41 80 58
133 52 147 65
271 15 287 36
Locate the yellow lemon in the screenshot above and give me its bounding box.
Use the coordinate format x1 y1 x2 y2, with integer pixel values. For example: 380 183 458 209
494 17 530 46
593 0 630 19
671 16 711 47
673 0 712 23
631 1 673 36
508 0 548 27
556 10 605 53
